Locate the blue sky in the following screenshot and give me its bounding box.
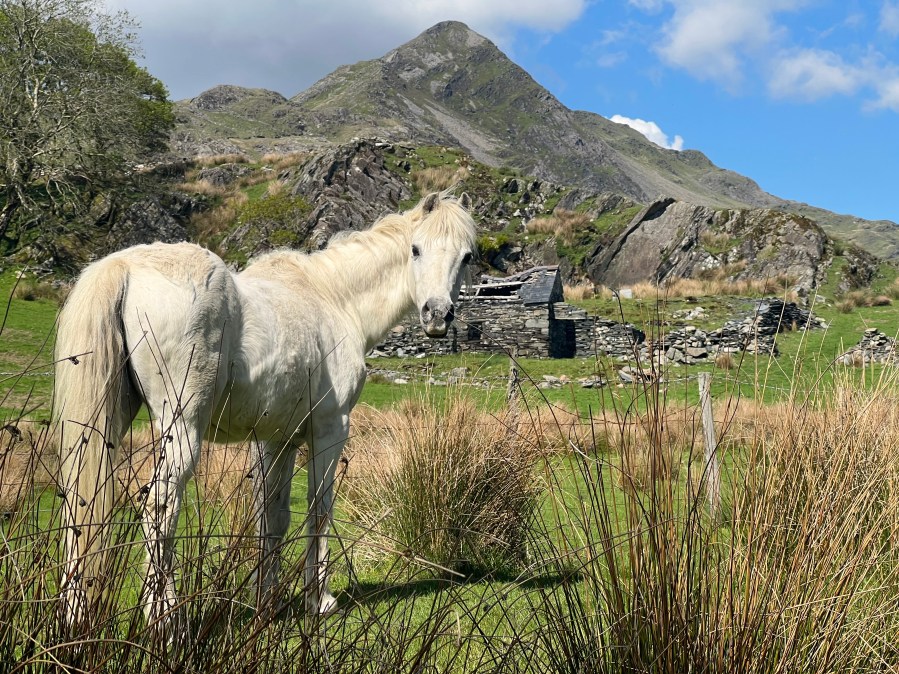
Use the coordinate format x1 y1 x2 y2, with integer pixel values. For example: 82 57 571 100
109 0 899 229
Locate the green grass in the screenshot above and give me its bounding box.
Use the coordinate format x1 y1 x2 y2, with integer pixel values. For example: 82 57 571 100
0 272 58 419
5 263 898 422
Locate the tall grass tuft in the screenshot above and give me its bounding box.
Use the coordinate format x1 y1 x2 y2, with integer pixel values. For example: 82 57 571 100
563 282 595 301
342 392 540 575
597 274 798 299
412 165 470 193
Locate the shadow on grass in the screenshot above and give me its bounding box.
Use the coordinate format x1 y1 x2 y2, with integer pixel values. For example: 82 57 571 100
338 566 584 608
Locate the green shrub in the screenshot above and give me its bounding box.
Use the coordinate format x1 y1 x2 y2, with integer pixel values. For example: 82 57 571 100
235 191 309 228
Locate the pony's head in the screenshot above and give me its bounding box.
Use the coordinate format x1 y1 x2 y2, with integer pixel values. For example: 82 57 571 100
407 191 477 337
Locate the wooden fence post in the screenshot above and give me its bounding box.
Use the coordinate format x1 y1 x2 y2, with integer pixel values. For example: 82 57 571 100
698 372 721 517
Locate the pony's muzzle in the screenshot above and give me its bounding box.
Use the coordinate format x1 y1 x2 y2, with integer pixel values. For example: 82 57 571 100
421 298 454 337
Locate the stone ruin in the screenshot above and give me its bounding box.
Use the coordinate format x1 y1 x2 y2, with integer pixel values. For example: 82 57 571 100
646 298 827 365
373 266 586 359
371 266 826 364
838 328 898 366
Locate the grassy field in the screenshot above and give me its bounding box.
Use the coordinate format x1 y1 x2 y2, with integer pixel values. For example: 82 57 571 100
3 266 899 671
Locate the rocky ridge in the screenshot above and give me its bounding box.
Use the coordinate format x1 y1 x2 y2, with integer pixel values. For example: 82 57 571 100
84 139 878 304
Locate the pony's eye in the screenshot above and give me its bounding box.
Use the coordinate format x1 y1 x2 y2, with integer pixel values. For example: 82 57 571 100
412 245 421 259
462 252 472 265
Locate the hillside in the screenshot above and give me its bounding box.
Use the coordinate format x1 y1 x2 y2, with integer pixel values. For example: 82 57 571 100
172 21 899 260
146 139 877 302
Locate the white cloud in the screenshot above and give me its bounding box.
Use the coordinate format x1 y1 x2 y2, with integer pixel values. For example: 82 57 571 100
870 75 899 111
768 49 863 100
595 51 628 68
610 114 684 150
374 0 585 34
102 0 587 99
628 0 665 11
880 1 899 36
656 1 804 87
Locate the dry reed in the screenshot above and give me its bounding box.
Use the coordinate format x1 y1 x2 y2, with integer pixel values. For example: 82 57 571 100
412 165 469 193
526 209 591 243
563 282 595 301
194 153 250 167
260 151 308 171
597 274 798 299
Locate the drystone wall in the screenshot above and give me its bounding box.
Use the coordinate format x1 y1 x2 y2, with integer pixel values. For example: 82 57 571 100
645 298 825 364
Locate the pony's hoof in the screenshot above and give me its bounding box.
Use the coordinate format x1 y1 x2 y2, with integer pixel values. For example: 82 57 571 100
319 592 338 616
306 591 338 617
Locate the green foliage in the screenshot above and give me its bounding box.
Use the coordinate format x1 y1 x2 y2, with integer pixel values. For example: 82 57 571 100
594 205 642 234
414 145 466 168
235 191 310 228
699 230 740 256
476 231 513 257
0 0 174 243
209 191 313 260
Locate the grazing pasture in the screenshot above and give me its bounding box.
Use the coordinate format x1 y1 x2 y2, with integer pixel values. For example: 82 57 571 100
2 263 899 671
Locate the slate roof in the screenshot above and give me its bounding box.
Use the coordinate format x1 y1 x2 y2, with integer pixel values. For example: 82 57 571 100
464 266 563 305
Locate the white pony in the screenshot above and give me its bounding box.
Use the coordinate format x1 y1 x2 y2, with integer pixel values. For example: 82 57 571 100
53 191 477 625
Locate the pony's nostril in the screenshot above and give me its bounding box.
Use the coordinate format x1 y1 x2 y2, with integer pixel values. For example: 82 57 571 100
444 305 455 323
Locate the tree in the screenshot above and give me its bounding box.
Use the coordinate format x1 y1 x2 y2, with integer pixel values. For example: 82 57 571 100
0 0 174 241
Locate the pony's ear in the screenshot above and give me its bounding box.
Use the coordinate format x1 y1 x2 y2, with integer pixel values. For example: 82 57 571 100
459 192 472 210
422 192 440 214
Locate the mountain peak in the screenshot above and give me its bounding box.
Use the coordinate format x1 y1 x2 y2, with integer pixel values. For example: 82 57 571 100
418 20 488 46
188 84 286 110
382 20 497 71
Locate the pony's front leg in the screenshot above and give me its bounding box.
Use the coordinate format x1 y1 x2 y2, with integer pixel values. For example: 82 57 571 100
140 422 201 627
252 440 298 609
305 414 348 616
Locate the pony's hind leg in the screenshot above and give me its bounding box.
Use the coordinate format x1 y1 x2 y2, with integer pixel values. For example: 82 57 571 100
139 405 205 627
251 439 299 610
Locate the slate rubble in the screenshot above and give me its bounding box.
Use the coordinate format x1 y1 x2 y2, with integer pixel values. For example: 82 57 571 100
838 328 899 365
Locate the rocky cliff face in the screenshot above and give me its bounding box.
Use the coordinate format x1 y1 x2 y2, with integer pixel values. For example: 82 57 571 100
586 199 834 291
76 139 873 298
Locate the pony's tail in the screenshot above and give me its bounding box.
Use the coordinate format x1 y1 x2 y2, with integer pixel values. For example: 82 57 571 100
53 257 135 618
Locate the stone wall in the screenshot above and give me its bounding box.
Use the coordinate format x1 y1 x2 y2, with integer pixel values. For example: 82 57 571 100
372 300 561 358
372 300 646 359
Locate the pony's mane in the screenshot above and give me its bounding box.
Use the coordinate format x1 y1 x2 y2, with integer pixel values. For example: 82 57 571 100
327 192 477 253
246 193 476 300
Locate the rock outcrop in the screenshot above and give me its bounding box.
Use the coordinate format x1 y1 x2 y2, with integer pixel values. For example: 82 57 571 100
286 138 413 247
105 194 199 252
645 299 824 363
586 198 830 291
